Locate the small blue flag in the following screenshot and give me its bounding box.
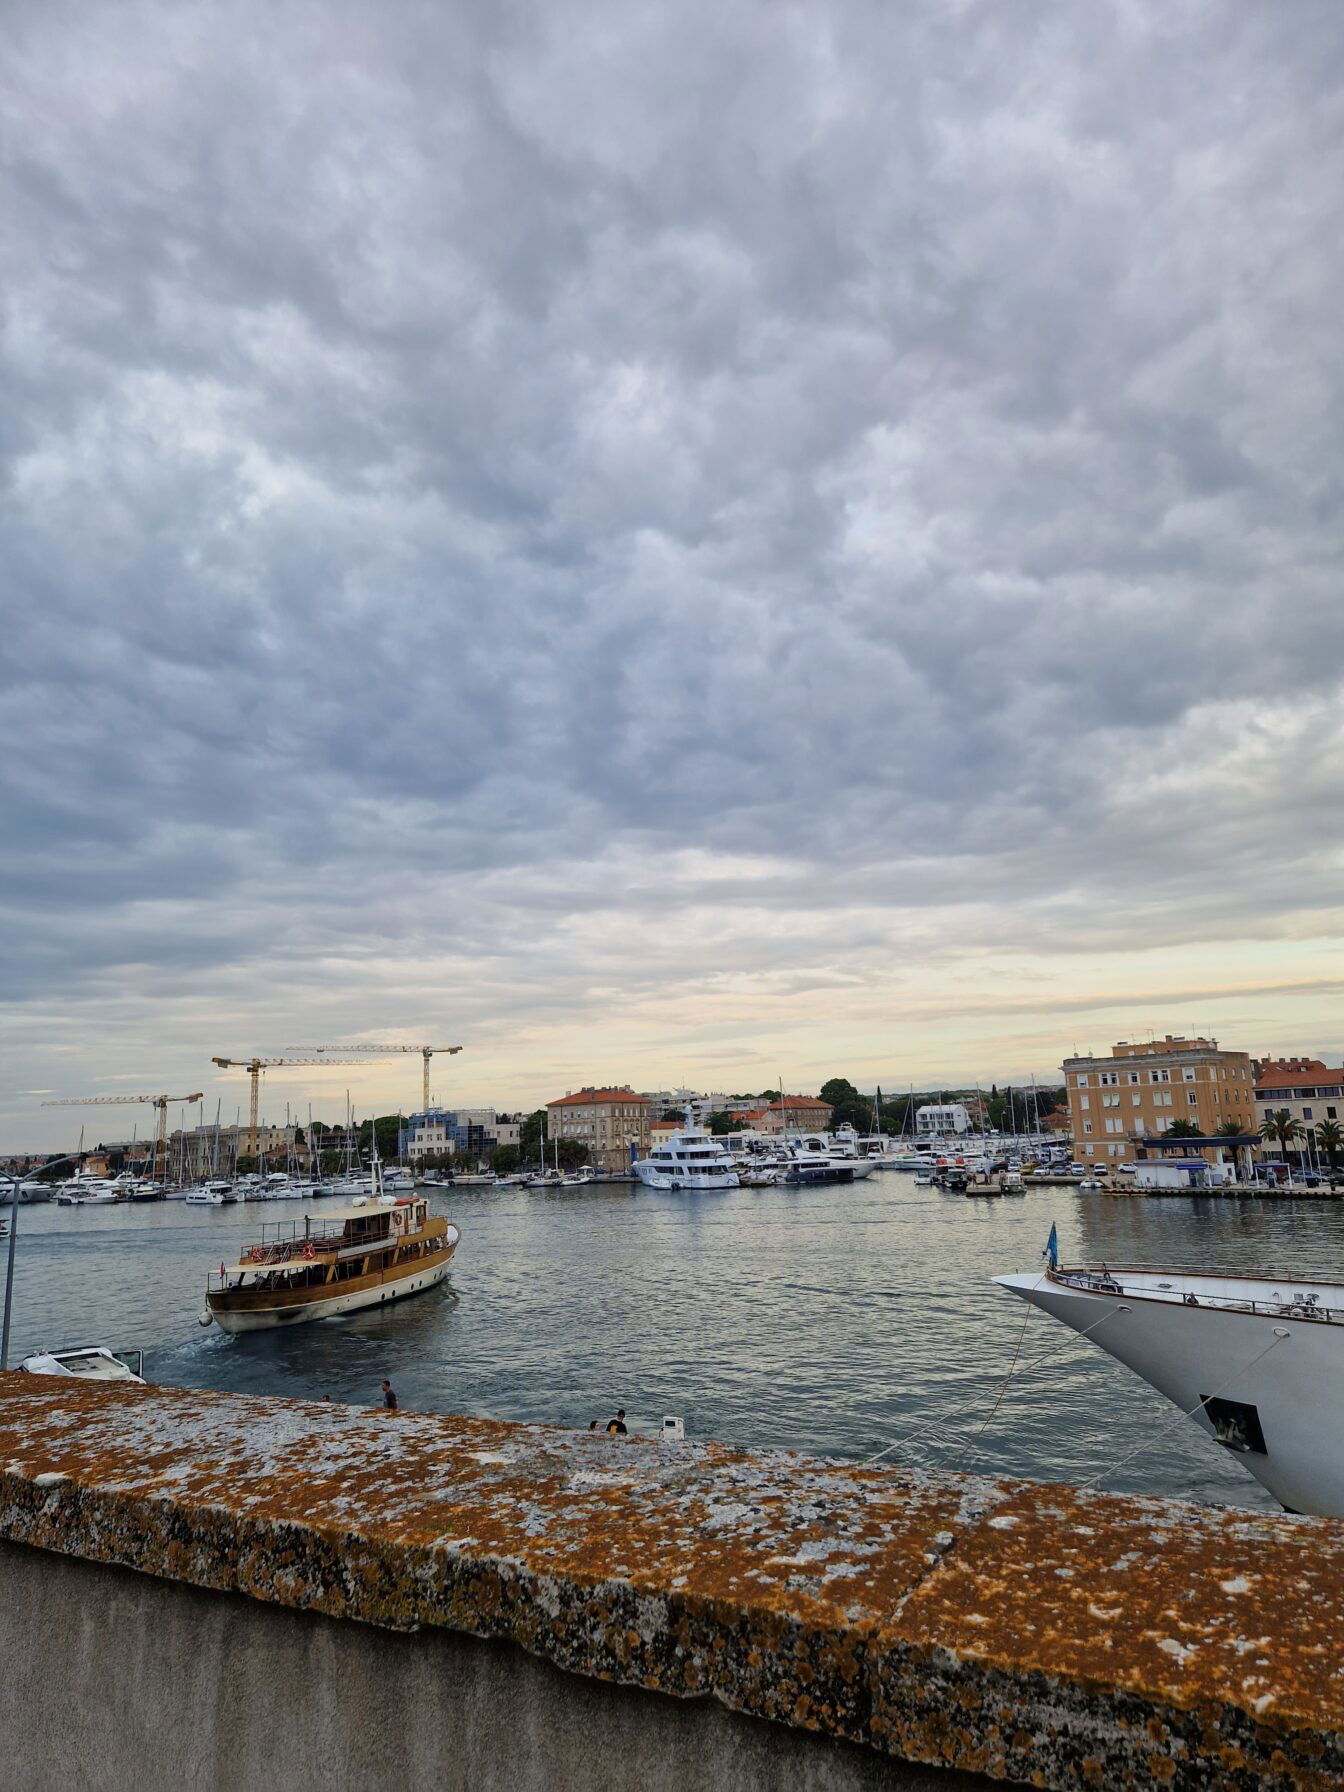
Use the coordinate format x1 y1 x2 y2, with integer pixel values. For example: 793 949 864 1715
1043 1222 1059 1269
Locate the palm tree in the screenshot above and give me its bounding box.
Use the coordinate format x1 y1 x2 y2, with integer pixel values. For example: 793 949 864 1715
1164 1120 1201 1139
1214 1118 1245 1138
1258 1109 1304 1182
1316 1118 1342 1177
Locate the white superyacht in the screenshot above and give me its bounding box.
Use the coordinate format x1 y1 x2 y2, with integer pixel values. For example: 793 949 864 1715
635 1124 740 1191
998 1247 1344 1517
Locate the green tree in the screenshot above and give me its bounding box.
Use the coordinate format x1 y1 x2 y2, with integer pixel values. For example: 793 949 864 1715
1258 1109 1304 1162
491 1144 522 1175
708 1110 746 1136
756 1089 780 1103
661 1108 686 1123
556 1139 590 1170
1315 1118 1342 1174
818 1077 866 1130
1164 1120 1201 1139
519 1109 547 1155
357 1115 404 1161
1214 1118 1245 1137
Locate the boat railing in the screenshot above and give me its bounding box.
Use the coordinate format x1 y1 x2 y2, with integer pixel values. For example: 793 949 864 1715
1051 1267 1344 1321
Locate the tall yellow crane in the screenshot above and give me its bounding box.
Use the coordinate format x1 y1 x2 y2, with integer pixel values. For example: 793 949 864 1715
210 1058 368 1158
291 1045 464 1111
42 1092 204 1181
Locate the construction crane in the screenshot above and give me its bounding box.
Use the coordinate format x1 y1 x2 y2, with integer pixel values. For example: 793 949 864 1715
210 1058 367 1159
291 1045 464 1111
42 1093 204 1181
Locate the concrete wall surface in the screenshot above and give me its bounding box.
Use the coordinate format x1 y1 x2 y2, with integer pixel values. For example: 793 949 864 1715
0 1541 985 1792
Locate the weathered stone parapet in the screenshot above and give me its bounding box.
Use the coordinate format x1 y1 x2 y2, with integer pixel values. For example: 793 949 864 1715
1 1373 1342 1788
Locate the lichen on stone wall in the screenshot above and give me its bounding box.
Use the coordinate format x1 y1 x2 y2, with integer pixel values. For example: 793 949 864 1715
2 1374 1342 1789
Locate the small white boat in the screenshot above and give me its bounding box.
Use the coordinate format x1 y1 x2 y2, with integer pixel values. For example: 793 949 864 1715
526 1169 564 1189
383 1168 415 1193
185 1183 237 1205
21 1346 145 1383
913 1172 934 1188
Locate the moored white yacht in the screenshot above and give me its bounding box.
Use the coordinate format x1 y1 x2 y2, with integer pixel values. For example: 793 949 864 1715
635 1125 740 1191
997 1256 1344 1517
0 1177 52 1206
185 1182 237 1205
781 1133 877 1183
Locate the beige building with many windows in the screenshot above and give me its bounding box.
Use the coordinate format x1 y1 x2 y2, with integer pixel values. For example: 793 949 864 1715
547 1087 652 1173
1063 1036 1256 1165
1254 1060 1343 1164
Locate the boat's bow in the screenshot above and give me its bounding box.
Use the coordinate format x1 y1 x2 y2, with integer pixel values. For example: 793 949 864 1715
995 1262 1344 1517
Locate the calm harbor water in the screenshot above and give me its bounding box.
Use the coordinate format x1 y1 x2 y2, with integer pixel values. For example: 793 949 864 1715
10 1180 1344 1510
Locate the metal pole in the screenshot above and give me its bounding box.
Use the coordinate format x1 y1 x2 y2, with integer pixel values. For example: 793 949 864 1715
2 1153 74 1371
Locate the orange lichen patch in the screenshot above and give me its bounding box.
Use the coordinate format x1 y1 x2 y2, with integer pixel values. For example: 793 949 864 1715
872 1481 1344 1788
4 1376 1344 1789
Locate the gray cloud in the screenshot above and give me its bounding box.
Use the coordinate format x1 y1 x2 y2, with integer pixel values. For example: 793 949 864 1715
4 0 1343 1138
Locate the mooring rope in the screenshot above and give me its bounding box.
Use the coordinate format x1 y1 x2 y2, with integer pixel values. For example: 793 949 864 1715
858 1281 1136 1472
1077 1329 1289 1493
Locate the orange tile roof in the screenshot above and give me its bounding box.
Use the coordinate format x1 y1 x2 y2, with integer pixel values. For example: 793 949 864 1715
1254 1068 1343 1091
766 1096 831 1111
547 1087 651 1108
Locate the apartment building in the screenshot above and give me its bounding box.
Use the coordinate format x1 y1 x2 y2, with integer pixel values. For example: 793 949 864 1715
1254 1059 1343 1160
547 1087 652 1172
1063 1035 1256 1164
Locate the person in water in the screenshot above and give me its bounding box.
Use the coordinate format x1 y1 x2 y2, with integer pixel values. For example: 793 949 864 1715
380 1380 398 1410
605 1409 628 1435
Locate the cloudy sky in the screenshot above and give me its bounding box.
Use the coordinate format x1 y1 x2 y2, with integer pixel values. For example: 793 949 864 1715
5 0 1343 1145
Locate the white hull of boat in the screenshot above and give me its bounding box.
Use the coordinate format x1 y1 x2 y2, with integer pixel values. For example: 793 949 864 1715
210 1257 454 1333
997 1269 1344 1516
635 1167 738 1190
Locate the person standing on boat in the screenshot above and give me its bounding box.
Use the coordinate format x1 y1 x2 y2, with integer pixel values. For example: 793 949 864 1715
380 1379 398 1410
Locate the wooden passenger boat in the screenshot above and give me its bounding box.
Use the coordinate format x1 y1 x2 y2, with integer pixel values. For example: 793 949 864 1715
203 1195 459 1333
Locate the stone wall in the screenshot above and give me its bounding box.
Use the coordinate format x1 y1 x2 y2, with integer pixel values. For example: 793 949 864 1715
1 1374 1342 1789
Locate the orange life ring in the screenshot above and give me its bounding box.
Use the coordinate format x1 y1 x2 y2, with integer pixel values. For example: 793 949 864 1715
248 1245 266 1263
302 1241 316 1260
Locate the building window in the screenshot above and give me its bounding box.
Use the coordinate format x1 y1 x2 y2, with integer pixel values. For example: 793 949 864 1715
1183 1068 1196 1082
1132 1093 1142 1108
1076 1074 1089 1087
1329 1107 1338 1119
1188 1091 1198 1106
1083 1121 1093 1134
1304 1107 1314 1121
1084 1144 1094 1156
1080 1095 1090 1110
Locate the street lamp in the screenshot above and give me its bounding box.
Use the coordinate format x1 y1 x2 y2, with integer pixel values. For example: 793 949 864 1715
1 1153 79 1371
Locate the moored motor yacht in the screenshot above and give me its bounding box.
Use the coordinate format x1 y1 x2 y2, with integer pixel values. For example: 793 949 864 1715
783 1133 876 1181
635 1125 740 1191
185 1182 237 1205
0 1177 52 1206
203 1194 459 1332
997 1255 1344 1517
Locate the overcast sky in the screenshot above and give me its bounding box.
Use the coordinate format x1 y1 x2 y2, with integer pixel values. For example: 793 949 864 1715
5 0 1343 1145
